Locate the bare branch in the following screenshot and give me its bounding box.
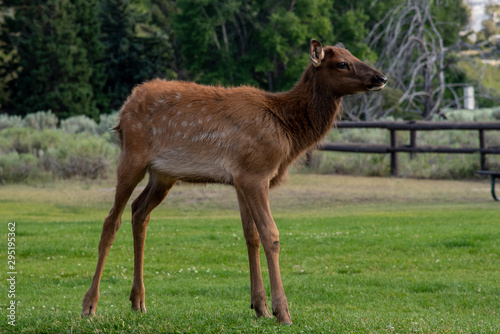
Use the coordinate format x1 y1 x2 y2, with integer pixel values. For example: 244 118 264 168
344 0 458 120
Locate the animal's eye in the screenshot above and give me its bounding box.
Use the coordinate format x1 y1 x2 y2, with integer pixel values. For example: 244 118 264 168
337 62 349 70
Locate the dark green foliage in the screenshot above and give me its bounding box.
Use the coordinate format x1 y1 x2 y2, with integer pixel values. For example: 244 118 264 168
0 0 475 117
75 0 110 113
431 0 470 47
172 0 335 91
0 0 106 119
99 0 175 110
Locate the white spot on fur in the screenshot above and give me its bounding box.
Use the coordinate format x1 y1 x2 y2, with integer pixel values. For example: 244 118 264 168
137 123 143 129
191 133 208 142
152 127 157 135
177 110 182 116
175 93 181 100
181 121 188 127
187 103 192 108
162 115 167 122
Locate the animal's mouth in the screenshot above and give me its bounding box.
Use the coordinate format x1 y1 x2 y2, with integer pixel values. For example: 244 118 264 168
367 83 386 91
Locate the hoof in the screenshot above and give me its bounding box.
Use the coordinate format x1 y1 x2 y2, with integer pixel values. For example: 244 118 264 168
130 298 146 313
273 308 292 325
277 317 293 325
131 302 147 313
81 306 96 318
251 302 272 318
81 294 99 317
130 286 147 313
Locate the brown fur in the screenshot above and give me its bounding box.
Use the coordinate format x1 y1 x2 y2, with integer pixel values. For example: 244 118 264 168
82 40 386 324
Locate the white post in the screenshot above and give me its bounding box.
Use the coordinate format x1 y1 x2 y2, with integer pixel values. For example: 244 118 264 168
464 86 475 110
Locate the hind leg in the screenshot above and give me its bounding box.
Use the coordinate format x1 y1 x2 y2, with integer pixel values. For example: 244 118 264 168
129 173 176 312
82 160 146 317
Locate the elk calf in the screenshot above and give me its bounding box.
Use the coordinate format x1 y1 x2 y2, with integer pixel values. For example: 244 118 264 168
82 39 387 324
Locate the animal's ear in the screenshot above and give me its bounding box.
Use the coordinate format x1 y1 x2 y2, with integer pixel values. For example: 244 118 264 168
310 39 324 67
335 42 345 49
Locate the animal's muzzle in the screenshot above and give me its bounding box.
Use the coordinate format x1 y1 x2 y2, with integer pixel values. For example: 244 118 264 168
367 74 388 91
376 75 388 85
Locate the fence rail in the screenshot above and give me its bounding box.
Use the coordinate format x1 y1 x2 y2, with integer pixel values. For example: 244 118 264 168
318 121 500 176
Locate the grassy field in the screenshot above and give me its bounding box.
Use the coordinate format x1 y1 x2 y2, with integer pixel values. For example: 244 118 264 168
0 174 499 333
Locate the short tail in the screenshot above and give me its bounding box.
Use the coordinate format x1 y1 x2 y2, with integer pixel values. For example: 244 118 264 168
113 122 123 150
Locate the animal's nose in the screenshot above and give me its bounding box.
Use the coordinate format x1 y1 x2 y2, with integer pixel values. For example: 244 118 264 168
376 75 388 84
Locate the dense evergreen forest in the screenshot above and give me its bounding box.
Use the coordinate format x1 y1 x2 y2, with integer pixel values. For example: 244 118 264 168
1 0 497 121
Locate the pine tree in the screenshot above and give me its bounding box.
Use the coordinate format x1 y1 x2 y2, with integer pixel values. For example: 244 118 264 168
0 0 105 119
74 0 110 114
99 0 174 110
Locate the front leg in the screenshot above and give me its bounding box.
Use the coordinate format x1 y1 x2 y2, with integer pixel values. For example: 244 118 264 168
236 189 272 318
235 177 292 325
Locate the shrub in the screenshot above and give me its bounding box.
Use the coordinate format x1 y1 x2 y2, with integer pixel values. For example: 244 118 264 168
0 135 13 155
54 134 117 180
0 114 23 130
60 115 98 134
0 126 117 183
31 130 65 152
397 153 479 179
24 110 58 130
440 108 500 122
492 107 500 121
0 152 42 183
97 112 119 136
309 151 391 177
1 127 34 154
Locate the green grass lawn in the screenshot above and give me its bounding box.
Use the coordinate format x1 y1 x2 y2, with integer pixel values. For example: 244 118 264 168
0 174 499 333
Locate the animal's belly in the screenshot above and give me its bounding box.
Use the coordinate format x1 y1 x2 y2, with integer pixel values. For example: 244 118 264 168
151 148 234 184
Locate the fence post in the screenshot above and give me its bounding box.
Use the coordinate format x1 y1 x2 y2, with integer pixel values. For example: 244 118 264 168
410 129 417 159
390 129 398 176
479 129 486 170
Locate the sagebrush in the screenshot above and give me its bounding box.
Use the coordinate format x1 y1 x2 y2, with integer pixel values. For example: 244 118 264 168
0 112 118 183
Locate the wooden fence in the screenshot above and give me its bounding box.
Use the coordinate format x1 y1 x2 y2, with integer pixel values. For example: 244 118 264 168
318 121 500 176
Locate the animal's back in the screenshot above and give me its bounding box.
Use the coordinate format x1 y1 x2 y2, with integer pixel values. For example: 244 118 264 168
117 79 291 184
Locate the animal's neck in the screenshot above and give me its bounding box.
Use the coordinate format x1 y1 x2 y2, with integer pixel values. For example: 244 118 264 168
271 66 342 155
